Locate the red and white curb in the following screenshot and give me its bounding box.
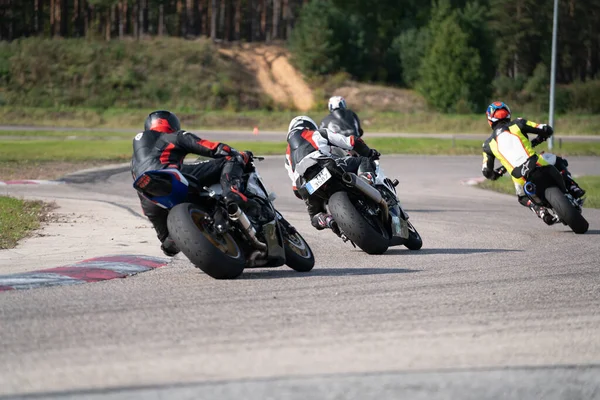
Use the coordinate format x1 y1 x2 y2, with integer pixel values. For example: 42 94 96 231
460 177 486 186
0 255 169 292
0 180 65 186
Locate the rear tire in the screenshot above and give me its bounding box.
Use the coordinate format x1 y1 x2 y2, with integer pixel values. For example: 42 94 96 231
329 191 389 254
167 203 245 279
404 221 423 250
544 186 589 234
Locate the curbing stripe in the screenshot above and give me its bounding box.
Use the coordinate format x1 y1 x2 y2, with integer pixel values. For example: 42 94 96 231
0 179 65 185
0 255 169 292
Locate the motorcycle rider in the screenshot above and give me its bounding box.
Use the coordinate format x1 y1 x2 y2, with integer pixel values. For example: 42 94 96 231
319 96 364 138
481 101 585 225
132 110 250 256
285 115 380 233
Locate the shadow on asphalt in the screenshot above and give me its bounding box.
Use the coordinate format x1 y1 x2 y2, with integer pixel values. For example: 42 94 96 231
240 267 419 279
384 248 522 255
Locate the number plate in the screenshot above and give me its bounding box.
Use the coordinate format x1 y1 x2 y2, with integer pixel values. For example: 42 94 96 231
305 168 332 195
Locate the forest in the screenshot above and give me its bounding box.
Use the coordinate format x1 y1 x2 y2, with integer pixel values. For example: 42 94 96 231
0 0 599 113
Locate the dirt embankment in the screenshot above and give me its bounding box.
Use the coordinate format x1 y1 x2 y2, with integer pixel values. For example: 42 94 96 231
219 45 315 111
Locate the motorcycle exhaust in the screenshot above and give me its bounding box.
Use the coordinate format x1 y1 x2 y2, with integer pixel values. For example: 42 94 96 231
341 172 389 223
524 182 536 196
227 203 267 251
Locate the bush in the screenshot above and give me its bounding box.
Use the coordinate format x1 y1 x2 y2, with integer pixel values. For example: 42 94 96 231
567 79 600 114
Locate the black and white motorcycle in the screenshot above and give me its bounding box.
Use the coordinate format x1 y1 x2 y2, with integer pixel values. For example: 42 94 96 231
300 156 423 254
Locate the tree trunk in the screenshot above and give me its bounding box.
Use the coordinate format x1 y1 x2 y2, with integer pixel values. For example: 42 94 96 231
186 0 195 36
199 0 207 36
133 0 139 39
118 1 124 38
234 0 241 40
50 0 55 36
158 3 165 36
260 0 267 40
105 8 111 41
176 0 183 36
219 0 226 39
272 0 280 40
210 0 217 41
141 0 148 36
283 0 291 39
34 0 40 33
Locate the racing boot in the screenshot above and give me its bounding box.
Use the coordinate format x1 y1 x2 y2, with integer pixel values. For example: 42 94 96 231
161 236 180 257
311 212 341 236
568 183 586 199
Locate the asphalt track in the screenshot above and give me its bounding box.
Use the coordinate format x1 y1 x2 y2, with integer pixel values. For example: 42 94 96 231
1 155 600 399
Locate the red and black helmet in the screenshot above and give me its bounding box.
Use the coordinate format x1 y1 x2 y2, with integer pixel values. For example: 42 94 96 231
144 110 181 133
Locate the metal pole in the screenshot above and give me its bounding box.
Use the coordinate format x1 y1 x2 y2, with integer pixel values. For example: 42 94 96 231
548 0 559 150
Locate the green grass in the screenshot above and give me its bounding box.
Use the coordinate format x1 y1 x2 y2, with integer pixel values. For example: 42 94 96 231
0 196 48 249
2 106 600 135
478 175 600 209
2 137 600 164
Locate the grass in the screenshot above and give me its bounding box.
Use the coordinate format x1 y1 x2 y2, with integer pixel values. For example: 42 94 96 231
478 175 600 209
2 107 600 135
0 196 51 249
2 137 600 164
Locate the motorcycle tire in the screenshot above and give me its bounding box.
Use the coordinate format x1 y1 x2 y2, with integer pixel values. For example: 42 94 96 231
167 203 246 279
329 191 389 255
544 186 589 234
282 230 315 272
404 220 423 250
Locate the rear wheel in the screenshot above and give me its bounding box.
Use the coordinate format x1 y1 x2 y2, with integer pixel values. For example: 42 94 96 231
544 186 589 234
329 191 389 254
167 203 245 279
404 221 423 250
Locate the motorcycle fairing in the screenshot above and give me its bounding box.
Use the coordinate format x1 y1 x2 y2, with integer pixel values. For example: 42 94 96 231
133 169 189 209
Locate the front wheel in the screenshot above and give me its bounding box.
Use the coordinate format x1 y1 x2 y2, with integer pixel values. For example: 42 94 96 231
329 191 389 254
404 221 423 250
544 186 589 234
167 203 246 279
282 229 315 272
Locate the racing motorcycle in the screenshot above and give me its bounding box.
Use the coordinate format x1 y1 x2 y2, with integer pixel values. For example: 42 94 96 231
133 153 315 279
299 156 422 254
496 138 588 234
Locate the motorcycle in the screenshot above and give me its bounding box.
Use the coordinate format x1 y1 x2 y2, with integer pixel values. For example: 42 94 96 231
496 137 588 234
299 156 423 254
133 153 315 279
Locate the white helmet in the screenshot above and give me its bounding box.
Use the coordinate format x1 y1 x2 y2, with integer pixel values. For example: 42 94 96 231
288 115 318 133
328 96 347 112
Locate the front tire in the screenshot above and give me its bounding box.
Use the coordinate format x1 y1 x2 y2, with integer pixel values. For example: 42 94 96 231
282 229 315 272
544 186 589 234
404 221 423 250
167 203 245 279
329 191 389 254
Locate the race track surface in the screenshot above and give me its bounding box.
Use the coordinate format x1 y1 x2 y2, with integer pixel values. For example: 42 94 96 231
1 155 600 399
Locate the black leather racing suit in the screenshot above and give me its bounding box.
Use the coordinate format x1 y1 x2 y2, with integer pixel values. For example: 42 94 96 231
319 108 364 138
131 129 245 244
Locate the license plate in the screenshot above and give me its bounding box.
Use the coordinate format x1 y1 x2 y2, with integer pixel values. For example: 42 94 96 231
305 168 332 194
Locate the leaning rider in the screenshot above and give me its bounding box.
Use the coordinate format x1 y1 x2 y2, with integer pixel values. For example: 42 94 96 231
131 110 250 256
481 101 584 225
319 96 364 138
284 115 380 233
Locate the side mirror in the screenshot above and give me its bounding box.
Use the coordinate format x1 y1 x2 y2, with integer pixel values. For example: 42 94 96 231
268 192 277 202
